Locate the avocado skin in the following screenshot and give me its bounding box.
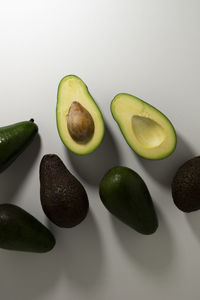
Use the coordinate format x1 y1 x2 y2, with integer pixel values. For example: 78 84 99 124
0 119 38 172
99 166 158 235
172 157 200 212
40 154 89 228
0 204 55 253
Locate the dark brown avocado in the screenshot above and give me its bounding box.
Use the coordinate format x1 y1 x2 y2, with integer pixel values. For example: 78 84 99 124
40 154 89 227
171 156 200 212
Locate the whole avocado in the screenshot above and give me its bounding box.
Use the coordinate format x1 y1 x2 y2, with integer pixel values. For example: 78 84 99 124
172 156 200 212
0 204 55 253
99 166 158 235
0 119 38 172
40 154 89 228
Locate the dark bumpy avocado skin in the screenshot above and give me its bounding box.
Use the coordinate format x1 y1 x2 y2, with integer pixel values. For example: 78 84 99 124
0 119 38 172
172 157 200 212
99 166 158 235
0 204 55 252
40 154 89 228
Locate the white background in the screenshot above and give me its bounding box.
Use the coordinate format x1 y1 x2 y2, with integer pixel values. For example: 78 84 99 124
0 1 200 299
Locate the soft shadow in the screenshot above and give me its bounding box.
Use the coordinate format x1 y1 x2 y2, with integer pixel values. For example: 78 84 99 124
0 134 41 203
186 211 200 241
0 247 60 300
65 124 121 186
137 133 195 187
111 206 175 274
53 210 104 288
0 210 104 300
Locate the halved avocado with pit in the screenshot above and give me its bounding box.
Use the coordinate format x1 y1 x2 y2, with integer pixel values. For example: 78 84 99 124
57 75 105 155
111 93 177 160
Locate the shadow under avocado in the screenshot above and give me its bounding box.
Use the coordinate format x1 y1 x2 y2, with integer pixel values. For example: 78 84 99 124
137 133 195 188
0 210 104 300
0 241 61 300
110 205 175 275
0 134 41 203
185 210 200 241
51 210 105 288
65 124 121 186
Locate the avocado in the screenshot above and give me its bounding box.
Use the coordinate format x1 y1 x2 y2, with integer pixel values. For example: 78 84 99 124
99 166 158 234
111 93 176 160
172 157 200 212
0 204 55 252
56 75 105 155
0 119 38 172
40 154 89 227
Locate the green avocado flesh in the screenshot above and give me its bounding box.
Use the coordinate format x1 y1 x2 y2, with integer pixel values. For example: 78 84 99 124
0 204 55 253
57 75 105 155
0 119 38 172
40 154 89 228
111 93 177 160
172 157 200 212
99 166 158 235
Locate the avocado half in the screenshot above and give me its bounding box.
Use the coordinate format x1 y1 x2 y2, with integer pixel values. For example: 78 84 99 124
56 75 105 155
111 93 177 160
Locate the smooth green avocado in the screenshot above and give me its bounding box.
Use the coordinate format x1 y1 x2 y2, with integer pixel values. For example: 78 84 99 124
172 157 200 212
40 154 89 228
99 166 158 235
0 119 38 172
56 75 105 155
111 93 177 160
0 204 55 252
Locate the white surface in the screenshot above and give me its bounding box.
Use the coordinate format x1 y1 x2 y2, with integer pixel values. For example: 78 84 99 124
0 1 200 299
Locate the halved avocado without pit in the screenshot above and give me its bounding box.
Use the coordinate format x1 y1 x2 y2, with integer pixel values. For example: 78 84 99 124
111 93 177 160
57 75 105 155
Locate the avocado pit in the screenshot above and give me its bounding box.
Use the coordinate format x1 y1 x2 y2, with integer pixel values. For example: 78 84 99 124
67 101 95 144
